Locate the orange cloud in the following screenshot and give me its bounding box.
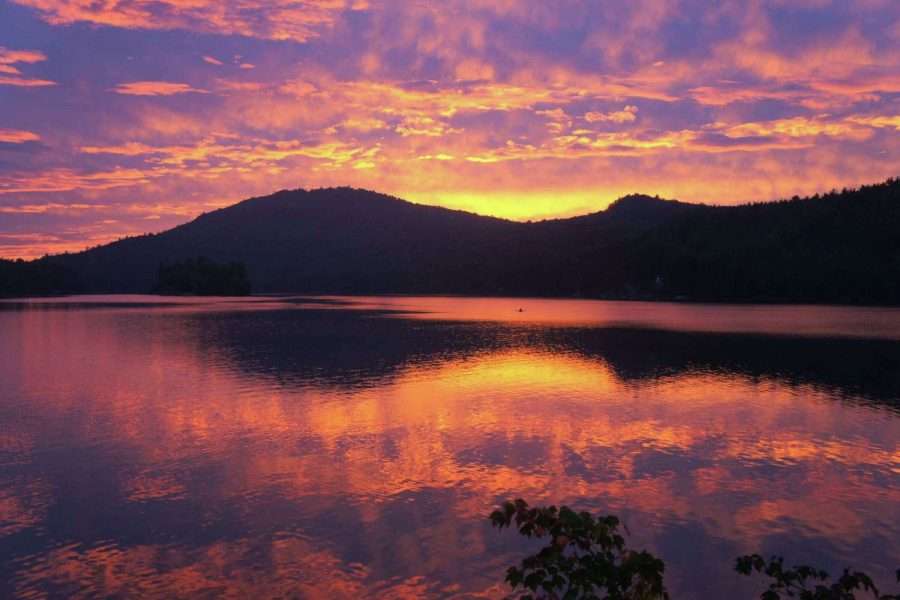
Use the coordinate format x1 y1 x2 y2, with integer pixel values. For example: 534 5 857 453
338 117 389 132
0 202 100 214
394 115 460 137
0 230 138 259
77 136 382 180
274 77 675 124
811 72 900 96
3 0 900 259
0 168 158 194
0 47 46 66
847 115 900 131
688 85 811 107
111 81 208 96
0 46 55 87
584 105 639 123
712 114 885 141
0 129 40 143
0 76 56 87
10 0 367 42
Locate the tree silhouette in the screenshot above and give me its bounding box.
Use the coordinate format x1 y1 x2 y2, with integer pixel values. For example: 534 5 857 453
153 257 251 295
490 499 668 599
492 500 900 600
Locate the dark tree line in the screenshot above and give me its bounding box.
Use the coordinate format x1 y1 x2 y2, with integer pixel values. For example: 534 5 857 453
617 180 900 304
0 256 251 297
153 257 251 295
2 178 898 303
0 258 82 297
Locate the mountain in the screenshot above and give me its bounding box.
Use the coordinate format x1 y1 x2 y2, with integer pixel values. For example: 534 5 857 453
2 178 899 304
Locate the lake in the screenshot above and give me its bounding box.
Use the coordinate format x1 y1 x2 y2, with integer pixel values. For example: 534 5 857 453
1 296 898 599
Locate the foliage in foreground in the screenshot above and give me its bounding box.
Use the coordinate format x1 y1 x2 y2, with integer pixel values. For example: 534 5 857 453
489 499 668 599
736 555 900 600
491 499 899 600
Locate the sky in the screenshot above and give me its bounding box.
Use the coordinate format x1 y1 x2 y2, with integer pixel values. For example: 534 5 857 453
0 0 898 259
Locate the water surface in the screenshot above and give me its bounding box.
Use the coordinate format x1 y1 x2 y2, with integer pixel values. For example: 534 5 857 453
1 296 898 599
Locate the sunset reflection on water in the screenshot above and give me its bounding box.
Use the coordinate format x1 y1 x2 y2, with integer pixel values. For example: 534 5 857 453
1 297 898 599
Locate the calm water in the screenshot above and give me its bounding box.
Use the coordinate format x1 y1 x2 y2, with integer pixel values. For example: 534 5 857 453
1 296 898 599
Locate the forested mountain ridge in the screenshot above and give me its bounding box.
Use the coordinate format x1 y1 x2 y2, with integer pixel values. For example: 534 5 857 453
1 178 898 304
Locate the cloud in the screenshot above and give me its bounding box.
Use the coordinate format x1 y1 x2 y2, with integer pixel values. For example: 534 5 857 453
0 47 55 87
216 79 268 93
0 129 41 144
111 81 208 96
79 135 378 171
417 154 456 161
0 168 157 194
279 78 671 123
394 116 460 137
0 76 56 87
584 106 639 124
338 117 389 132
0 202 103 214
688 85 808 107
10 0 367 42
0 47 46 67
0 229 138 259
452 112 898 163
461 130 699 163
847 115 900 131
711 114 880 142
2 0 900 258
809 71 900 97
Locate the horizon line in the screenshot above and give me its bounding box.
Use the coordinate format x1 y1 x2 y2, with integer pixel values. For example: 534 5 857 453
3 175 897 262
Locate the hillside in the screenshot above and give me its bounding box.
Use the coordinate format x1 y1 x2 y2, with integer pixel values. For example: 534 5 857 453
2 179 899 303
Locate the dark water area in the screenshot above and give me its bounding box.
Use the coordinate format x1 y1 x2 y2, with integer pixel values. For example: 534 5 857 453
1 296 898 599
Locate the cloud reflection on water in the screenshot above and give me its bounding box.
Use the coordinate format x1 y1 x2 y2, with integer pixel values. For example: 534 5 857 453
0 298 898 599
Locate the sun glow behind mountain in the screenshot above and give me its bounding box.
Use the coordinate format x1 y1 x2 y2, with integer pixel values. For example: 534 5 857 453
0 1 899 258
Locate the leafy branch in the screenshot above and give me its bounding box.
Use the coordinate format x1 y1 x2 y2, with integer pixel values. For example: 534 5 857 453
736 555 900 600
489 499 668 600
491 499 900 600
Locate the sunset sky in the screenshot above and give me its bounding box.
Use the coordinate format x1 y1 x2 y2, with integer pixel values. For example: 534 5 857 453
1 0 899 259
